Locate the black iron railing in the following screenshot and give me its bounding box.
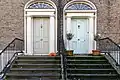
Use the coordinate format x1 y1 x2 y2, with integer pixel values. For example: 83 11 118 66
59 38 67 80
96 37 120 66
57 0 67 79
0 38 24 79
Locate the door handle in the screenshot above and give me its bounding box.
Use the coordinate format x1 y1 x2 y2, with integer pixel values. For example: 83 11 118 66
41 25 43 28
40 39 43 41
78 25 80 29
78 39 80 41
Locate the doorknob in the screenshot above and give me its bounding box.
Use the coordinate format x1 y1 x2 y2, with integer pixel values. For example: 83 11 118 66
41 25 43 28
78 25 80 29
40 39 43 41
78 39 80 41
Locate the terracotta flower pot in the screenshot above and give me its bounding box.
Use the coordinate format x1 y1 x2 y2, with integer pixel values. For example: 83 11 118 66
49 52 56 56
66 50 74 56
92 50 100 56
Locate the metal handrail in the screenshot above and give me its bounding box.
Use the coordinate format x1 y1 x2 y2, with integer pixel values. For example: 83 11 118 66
98 37 120 49
0 38 24 55
96 37 120 66
0 38 24 79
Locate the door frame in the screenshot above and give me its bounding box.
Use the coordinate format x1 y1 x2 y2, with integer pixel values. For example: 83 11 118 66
24 0 57 55
63 0 97 53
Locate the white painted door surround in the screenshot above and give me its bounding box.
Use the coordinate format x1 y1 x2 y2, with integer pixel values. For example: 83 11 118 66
24 0 57 55
63 0 97 54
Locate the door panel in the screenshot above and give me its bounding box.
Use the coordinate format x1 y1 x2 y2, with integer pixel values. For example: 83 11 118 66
33 17 49 54
42 18 49 54
71 18 89 54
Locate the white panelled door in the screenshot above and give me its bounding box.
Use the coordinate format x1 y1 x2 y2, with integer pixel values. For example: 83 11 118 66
33 17 49 54
71 18 89 54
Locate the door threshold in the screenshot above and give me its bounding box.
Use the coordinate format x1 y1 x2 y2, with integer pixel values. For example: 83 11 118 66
33 54 49 55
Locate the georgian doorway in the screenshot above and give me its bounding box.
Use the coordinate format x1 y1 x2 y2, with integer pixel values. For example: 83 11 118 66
63 0 97 54
24 0 57 55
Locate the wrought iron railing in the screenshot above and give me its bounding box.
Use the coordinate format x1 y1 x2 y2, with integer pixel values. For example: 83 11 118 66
0 38 24 79
59 38 67 80
96 37 120 66
57 0 67 79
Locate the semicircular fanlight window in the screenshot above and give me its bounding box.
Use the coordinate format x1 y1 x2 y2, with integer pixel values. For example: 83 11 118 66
28 2 54 9
67 3 93 10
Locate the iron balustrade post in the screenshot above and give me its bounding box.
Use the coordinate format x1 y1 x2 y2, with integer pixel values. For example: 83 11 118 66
58 0 67 79
60 38 67 80
57 0 67 79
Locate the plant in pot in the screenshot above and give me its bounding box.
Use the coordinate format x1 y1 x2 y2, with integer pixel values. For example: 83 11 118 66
94 34 101 41
92 34 101 56
66 33 74 56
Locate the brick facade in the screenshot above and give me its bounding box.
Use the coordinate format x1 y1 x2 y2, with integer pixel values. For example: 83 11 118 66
0 0 120 49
